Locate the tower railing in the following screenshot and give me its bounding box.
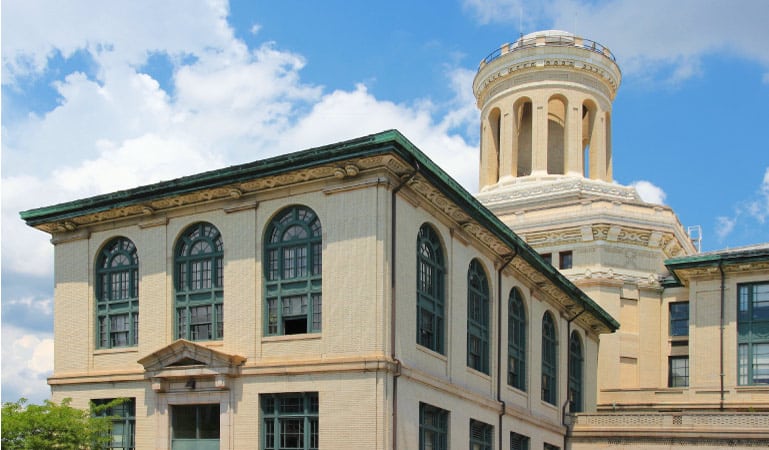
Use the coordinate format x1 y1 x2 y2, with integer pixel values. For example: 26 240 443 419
479 34 616 69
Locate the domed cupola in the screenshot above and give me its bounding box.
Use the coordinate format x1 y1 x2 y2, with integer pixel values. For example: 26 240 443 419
474 30 622 191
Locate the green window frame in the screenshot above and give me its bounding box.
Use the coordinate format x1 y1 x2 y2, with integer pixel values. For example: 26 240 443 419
470 419 492 450
568 331 584 412
510 431 530 450
467 259 490 374
419 402 448 450
174 222 224 341
261 392 319 450
417 224 446 354
668 356 689 387
96 237 139 349
264 206 322 336
738 282 769 385
508 287 527 390
669 302 689 337
92 398 136 450
541 311 558 405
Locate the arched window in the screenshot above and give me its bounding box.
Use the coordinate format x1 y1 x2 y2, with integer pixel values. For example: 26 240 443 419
264 206 322 335
417 224 445 354
541 311 558 405
569 331 584 412
467 259 490 374
96 237 139 348
508 287 526 390
175 222 223 341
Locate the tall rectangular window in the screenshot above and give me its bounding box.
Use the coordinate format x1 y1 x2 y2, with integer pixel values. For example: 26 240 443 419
419 402 448 450
738 282 769 385
510 432 530 450
92 398 136 450
261 392 318 450
470 419 492 450
668 356 689 387
669 302 689 337
558 251 572 270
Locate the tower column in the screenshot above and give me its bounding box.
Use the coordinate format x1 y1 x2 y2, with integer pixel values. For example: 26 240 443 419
532 99 548 175
479 110 500 189
589 109 607 181
499 103 515 181
566 99 583 176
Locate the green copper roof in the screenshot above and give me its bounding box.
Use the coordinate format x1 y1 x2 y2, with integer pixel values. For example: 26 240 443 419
663 243 769 287
665 243 769 269
20 129 618 331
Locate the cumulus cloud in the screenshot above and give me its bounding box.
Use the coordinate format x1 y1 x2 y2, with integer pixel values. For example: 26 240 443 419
630 180 667 205
1 325 54 403
463 0 769 84
2 0 482 404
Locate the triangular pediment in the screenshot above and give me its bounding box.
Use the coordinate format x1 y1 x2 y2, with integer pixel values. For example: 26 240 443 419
138 339 246 373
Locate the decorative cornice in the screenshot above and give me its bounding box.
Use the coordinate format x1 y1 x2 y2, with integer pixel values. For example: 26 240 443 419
519 223 689 259
477 177 641 206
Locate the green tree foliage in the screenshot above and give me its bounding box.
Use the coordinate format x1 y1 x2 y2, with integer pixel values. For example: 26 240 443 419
1 397 116 449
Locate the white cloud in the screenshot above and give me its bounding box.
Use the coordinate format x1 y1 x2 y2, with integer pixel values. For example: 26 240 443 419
463 0 769 84
2 0 234 83
2 0 483 405
716 216 737 241
630 180 666 205
710 167 769 243
1 325 54 404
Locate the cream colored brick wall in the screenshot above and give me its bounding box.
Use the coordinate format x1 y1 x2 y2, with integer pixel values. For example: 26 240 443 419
49 171 605 448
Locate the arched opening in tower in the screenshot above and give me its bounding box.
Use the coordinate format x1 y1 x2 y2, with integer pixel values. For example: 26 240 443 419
582 101 597 178
605 113 612 181
547 96 567 175
515 100 532 177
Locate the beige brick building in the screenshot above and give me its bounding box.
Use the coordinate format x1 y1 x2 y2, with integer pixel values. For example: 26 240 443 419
472 30 769 448
22 131 618 449
21 28 769 450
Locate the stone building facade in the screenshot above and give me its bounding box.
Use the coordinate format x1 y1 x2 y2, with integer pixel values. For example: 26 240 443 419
22 131 618 449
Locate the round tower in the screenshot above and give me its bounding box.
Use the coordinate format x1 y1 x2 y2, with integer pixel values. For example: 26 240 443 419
473 30 621 191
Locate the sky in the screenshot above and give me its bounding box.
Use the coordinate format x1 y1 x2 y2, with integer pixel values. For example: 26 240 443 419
2 0 768 404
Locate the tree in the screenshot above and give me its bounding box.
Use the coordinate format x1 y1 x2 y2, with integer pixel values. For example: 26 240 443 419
1 397 115 449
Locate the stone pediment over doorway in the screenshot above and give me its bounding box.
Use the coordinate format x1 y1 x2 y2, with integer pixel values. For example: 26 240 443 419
137 339 246 392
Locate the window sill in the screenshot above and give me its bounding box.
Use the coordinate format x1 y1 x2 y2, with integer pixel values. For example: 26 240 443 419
262 333 322 343
466 366 491 381
94 347 139 355
416 344 448 362
506 384 528 397
735 384 769 392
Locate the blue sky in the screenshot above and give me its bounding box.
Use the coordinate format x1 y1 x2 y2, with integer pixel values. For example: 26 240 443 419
2 0 768 404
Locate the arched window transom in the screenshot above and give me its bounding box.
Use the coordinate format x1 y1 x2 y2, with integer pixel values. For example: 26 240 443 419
96 237 139 348
264 206 322 335
416 224 445 354
508 287 526 390
175 222 224 341
542 311 558 405
467 259 490 374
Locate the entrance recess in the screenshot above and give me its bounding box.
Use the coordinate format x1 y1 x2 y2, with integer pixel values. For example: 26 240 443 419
171 404 220 450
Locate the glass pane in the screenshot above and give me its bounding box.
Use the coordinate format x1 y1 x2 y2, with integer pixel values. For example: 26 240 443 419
753 343 769 384
172 406 197 439
199 405 220 439
280 418 304 448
